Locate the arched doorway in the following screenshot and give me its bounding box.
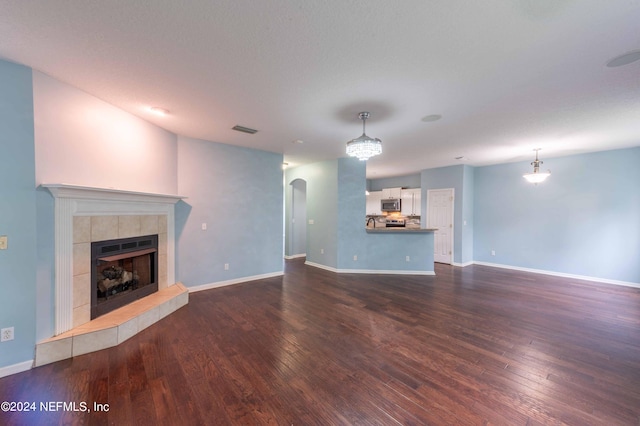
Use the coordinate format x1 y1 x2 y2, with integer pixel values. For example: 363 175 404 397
288 178 307 258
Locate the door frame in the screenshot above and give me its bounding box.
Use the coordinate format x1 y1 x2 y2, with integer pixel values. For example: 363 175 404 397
427 188 454 264
287 178 307 259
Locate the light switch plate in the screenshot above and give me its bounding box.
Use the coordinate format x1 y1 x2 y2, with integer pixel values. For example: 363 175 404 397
0 235 7 250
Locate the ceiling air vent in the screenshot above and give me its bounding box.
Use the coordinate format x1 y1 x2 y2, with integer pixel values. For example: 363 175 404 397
232 125 258 134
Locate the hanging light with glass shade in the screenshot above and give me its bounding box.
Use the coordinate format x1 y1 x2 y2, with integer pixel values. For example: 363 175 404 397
523 148 551 184
346 112 382 161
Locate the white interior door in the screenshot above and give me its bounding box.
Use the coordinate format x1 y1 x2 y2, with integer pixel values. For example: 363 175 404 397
427 189 454 264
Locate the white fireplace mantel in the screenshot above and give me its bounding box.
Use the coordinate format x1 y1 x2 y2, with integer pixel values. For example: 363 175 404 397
42 184 186 335
42 183 185 204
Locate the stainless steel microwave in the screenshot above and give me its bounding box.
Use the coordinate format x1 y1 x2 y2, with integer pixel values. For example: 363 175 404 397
381 198 401 212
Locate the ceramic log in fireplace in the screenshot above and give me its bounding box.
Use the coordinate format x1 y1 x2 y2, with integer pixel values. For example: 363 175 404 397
91 234 158 319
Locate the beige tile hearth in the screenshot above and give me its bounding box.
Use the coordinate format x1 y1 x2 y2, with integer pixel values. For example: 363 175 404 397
73 327 118 357
34 337 72 367
35 282 188 367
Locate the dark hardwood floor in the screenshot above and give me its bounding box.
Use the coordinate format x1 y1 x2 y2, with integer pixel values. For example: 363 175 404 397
2 259 640 425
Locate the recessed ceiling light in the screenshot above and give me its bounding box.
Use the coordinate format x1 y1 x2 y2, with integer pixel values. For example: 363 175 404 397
150 107 169 116
292 139 304 144
421 114 442 122
606 50 640 67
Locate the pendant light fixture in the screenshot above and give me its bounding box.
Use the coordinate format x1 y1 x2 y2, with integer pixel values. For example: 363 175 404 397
346 112 382 161
523 148 551 184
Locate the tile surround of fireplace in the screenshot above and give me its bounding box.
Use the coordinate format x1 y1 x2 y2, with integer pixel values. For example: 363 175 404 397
36 184 187 366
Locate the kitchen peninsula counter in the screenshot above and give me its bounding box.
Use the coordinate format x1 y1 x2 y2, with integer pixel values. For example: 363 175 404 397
344 226 435 275
366 228 436 233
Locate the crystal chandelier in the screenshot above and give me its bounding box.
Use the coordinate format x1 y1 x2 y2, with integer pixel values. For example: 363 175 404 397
346 112 382 161
523 148 551 184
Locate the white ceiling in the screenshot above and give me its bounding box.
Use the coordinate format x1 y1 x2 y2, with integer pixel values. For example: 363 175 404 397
1 0 639 178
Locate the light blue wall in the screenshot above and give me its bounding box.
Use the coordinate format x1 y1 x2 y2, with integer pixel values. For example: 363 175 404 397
337 158 369 269
368 173 421 191
35 189 54 341
0 60 37 368
176 136 284 286
285 160 339 267
473 148 640 283
287 158 434 272
338 158 434 272
359 232 435 271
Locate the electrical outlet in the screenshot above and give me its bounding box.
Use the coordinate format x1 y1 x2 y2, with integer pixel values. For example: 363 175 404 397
201 223 207 230
353 255 358 261
406 256 410 262
491 250 496 256
320 248 324 254
224 263 229 270
1 327 14 342
0 235 7 250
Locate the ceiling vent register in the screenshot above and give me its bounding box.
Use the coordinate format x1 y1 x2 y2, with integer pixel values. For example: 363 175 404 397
232 125 258 134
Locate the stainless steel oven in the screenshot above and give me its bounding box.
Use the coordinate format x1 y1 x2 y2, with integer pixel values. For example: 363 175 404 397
385 218 406 228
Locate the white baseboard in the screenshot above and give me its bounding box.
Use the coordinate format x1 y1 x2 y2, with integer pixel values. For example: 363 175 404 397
187 271 284 293
185 261 637 290
305 261 435 276
304 261 336 272
339 268 435 276
284 253 306 260
472 261 640 288
0 360 33 378
452 261 474 267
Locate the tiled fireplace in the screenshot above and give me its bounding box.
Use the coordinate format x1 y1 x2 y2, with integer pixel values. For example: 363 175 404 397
76 216 163 325
35 184 188 366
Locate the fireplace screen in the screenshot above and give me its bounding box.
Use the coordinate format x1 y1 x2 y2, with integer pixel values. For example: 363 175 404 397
91 234 158 319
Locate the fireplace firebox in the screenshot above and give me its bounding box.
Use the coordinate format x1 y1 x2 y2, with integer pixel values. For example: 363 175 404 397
91 234 158 319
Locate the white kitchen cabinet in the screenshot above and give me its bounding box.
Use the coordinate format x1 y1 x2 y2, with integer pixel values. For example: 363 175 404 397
381 187 402 199
401 188 421 216
401 190 413 216
412 188 421 216
366 191 382 215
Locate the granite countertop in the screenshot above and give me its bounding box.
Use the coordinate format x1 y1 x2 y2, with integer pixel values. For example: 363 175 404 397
365 227 436 233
